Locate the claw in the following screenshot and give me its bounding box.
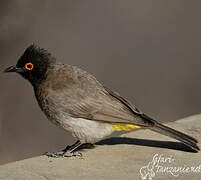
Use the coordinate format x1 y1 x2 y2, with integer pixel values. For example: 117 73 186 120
44 151 82 158
63 151 82 157
45 151 64 158
44 140 83 158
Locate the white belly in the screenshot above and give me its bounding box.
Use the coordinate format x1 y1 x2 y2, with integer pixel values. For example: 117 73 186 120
46 108 114 143
64 117 114 143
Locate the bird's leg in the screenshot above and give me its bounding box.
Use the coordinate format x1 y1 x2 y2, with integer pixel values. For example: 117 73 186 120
45 140 83 158
63 140 83 157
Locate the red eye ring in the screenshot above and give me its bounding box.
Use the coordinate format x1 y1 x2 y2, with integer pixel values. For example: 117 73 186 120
25 63 34 70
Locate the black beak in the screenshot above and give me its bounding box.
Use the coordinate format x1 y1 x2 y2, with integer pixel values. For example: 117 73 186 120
4 66 23 73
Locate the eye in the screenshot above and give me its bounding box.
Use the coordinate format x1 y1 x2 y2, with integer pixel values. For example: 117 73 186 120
25 63 34 70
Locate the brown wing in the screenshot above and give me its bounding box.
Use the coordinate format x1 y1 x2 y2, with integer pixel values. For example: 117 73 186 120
47 64 154 127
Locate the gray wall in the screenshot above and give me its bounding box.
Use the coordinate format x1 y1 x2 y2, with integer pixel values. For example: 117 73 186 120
1 0 201 165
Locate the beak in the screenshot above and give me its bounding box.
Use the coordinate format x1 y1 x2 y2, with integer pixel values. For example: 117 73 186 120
4 65 23 73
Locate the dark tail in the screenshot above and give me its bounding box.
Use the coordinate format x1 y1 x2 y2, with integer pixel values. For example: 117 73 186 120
150 121 200 152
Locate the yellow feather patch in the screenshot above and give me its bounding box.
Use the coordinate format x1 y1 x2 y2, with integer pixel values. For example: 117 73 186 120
111 123 142 131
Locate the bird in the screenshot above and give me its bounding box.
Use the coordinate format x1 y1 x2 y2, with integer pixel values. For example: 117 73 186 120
4 44 200 157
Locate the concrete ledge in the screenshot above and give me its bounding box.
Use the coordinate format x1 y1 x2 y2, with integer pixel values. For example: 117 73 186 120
0 114 201 180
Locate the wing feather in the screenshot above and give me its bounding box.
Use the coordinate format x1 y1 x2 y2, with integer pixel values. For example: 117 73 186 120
47 64 154 127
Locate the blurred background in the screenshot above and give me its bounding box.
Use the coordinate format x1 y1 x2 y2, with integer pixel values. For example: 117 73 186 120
0 0 201 165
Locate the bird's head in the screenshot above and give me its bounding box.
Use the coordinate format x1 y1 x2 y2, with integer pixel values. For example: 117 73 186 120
4 44 55 85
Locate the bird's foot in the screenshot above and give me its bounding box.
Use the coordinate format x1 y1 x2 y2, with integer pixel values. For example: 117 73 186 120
45 150 82 158
44 140 83 158
45 151 64 158
63 150 82 157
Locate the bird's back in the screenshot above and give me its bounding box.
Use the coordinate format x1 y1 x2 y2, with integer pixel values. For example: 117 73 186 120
34 63 145 125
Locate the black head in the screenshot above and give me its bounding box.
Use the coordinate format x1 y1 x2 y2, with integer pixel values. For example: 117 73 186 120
4 44 55 85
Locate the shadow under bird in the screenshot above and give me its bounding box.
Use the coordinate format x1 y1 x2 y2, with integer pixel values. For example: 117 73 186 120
4 45 200 157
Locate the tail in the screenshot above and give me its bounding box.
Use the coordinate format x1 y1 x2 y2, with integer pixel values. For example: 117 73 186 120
150 121 200 152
